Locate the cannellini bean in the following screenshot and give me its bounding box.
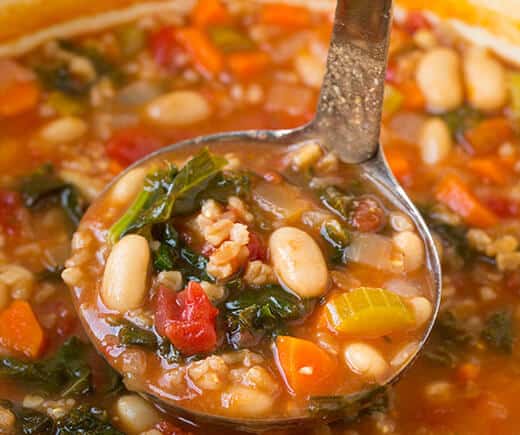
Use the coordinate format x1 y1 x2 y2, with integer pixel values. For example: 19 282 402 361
101 234 150 312
463 46 507 112
416 48 463 112
110 167 147 204
393 231 425 272
145 91 211 126
39 116 87 143
418 118 452 165
222 386 274 417
344 343 389 382
269 226 328 298
408 296 433 327
115 395 159 434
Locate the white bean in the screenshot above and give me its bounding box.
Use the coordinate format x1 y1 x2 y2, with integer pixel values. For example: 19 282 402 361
416 48 463 112
464 46 507 112
408 296 433 327
269 226 328 298
145 90 211 126
39 116 87 143
418 118 452 165
344 343 389 382
393 231 425 272
110 167 146 204
101 234 150 312
115 395 159 434
222 386 274 417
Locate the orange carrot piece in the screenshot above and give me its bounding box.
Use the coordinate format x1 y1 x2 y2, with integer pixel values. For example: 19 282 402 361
468 158 508 185
0 300 45 358
435 174 498 228
399 81 425 110
385 150 413 185
456 362 480 383
0 81 39 117
275 336 337 396
176 27 224 76
227 51 270 79
259 4 312 28
463 117 513 156
192 0 231 27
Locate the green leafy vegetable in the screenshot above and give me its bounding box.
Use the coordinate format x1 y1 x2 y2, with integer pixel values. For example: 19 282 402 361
1 400 55 435
55 405 123 435
440 106 483 140
116 25 146 58
309 387 389 421
0 337 92 396
319 186 354 221
424 310 474 367
225 285 311 349
208 26 256 52
320 220 351 262
47 91 86 116
36 265 65 282
36 63 92 96
109 148 227 242
20 164 85 226
481 310 514 354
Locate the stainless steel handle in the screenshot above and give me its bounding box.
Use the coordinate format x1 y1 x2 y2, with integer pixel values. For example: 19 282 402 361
313 0 392 163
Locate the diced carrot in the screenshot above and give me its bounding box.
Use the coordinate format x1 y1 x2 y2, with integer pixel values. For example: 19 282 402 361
463 117 513 156
468 158 508 185
399 81 425 110
192 0 231 27
175 27 224 77
259 4 312 28
227 51 270 79
275 335 337 396
0 300 45 358
456 362 480 383
385 150 413 186
0 81 39 117
435 174 498 228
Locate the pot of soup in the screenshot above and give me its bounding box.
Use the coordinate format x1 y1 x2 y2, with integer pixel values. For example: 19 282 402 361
0 1 519 434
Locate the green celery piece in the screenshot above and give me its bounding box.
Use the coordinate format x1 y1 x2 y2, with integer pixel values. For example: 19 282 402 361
326 287 415 337
382 84 403 118
208 26 256 53
109 149 227 242
510 72 520 121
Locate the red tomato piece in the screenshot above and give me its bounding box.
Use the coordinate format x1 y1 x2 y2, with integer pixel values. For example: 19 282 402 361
484 196 520 218
248 232 267 262
149 26 187 69
155 282 219 355
106 127 163 167
0 190 23 237
403 11 431 33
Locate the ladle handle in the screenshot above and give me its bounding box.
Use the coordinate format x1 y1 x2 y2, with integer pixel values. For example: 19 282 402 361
313 0 392 163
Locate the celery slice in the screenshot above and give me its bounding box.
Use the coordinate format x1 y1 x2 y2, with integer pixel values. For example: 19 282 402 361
325 287 415 337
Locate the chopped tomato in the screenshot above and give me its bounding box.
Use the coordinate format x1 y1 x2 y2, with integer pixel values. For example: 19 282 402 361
350 196 386 232
248 232 267 262
106 127 163 167
463 117 513 156
149 26 187 69
484 196 520 218
402 11 431 33
0 190 24 238
155 282 218 355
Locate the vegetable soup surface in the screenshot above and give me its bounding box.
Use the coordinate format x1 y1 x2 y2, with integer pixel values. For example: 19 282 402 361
0 1 519 434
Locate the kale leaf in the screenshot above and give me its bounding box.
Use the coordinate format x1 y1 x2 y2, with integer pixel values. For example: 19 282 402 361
1 400 55 435
319 186 355 221
20 164 85 227
440 106 483 140
308 387 389 422
0 337 92 396
109 149 227 242
55 405 123 435
481 310 514 354
224 285 311 349
320 220 351 263
423 310 474 367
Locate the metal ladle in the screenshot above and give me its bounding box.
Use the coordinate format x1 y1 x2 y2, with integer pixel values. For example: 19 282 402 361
74 0 441 431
